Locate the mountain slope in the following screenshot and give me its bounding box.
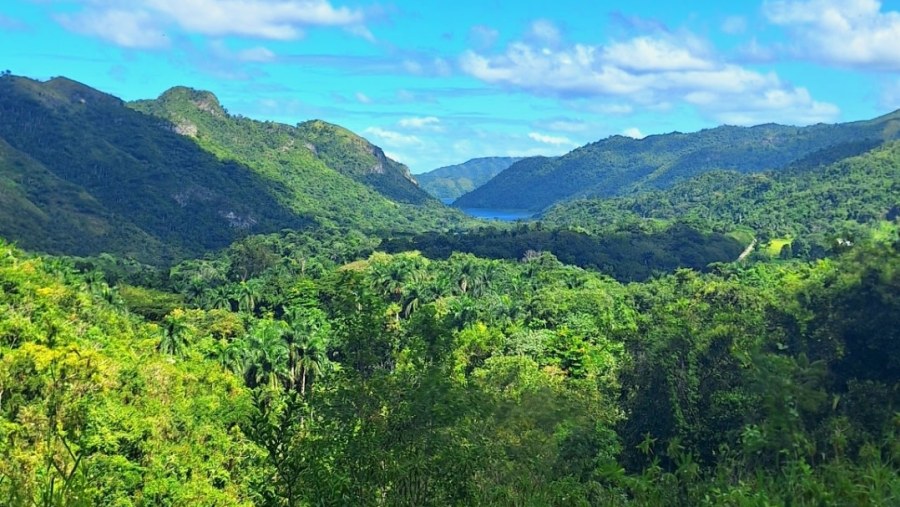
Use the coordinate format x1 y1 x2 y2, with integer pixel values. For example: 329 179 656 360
0 75 468 262
416 157 523 200
131 87 432 205
294 119 431 204
542 141 900 246
0 75 307 262
456 112 900 211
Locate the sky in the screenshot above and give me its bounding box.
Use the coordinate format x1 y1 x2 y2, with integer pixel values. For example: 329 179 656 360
2 1 900 173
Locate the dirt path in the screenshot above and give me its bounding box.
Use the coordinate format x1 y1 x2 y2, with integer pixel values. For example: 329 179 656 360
737 239 757 262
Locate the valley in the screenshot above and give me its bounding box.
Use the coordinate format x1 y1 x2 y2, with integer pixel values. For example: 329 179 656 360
1 62 898 507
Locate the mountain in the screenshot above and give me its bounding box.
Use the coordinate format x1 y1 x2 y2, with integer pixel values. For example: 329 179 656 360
541 140 900 253
455 111 900 211
0 75 310 262
0 75 464 263
294 119 430 204
130 87 432 205
415 157 523 200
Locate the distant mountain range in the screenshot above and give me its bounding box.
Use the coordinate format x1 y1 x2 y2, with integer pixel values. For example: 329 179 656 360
455 111 900 211
415 157 522 200
0 75 463 263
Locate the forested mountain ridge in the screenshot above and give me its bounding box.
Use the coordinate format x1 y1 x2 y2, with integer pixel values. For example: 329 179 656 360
0 75 306 262
416 156 523 200
0 75 466 263
131 87 433 205
542 140 900 256
455 110 900 210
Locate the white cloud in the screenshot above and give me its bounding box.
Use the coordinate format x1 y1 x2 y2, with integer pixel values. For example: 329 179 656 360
544 119 590 133
56 0 368 48
622 127 645 139
401 57 453 77
528 132 576 146
58 9 170 49
399 116 441 129
602 37 713 71
585 102 634 115
364 127 423 147
764 0 900 69
355 92 372 104
459 30 839 125
469 24 499 49
528 19 562 46
209 41 277 62
721 15 748 34
236 46 276 62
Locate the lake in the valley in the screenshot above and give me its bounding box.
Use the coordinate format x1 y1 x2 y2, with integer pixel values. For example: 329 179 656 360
441 198 535 221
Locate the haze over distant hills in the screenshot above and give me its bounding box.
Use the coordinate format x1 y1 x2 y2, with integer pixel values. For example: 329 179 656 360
0 75 464 263
415 157 522 200
455 112 900 211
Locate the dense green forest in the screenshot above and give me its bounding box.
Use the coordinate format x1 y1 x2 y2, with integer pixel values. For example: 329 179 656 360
1 226 898 505
415 157 523 200
456 112 900 211
381 224 746 282
542 141 900 258
1 74 899 506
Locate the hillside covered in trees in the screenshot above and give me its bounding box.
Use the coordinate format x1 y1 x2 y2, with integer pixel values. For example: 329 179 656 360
455 112 900 211
542 141 900 258
0 75 466 264
416 157 523 200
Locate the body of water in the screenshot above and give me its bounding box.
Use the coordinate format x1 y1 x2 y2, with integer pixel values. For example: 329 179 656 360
459 208 535 221
440 198 535 221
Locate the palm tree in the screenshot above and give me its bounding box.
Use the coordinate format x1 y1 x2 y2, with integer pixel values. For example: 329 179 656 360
235 280 262 314
296 334 328 396
158 313 191 356
283 307 331 395
203 285 233 311
241 320 288 390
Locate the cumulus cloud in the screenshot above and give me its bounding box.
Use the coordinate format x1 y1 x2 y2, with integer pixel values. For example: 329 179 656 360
235 46 277 62
543 119 591 133
621 127 645 139
764 0 900 70
469 24 499 49
459 27 839 125
528 132 576 146
209 40 277 62
528 19 562 46
399 116 441 129
58 9 170 49
55 0 369 48
364 127 423 146
721 16 748 35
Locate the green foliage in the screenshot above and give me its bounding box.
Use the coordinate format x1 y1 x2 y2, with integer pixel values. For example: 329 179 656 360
543 142 900 258
382 223 746 281
0 76 471 265
0 240 265 505
416 157 522 200
457 113 900 211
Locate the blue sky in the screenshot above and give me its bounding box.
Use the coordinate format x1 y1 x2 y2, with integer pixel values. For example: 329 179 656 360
2 0 900 173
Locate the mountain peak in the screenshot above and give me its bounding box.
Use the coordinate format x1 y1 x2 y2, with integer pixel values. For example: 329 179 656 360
157 86 227 117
